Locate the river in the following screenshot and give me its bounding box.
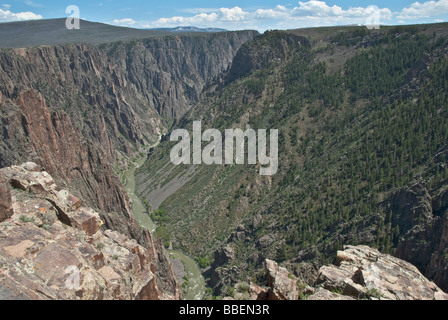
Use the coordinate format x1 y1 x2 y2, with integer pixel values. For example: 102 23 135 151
123 144 206 300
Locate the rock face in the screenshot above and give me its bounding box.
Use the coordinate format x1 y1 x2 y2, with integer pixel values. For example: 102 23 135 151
226 32 309 83
0 171 12 222
0 31 257 250
207 245 239 293
311 246 448 300
392 180 448 292
0 163 180 300
427 211 448 291
237 246 448 300
0 25 257 301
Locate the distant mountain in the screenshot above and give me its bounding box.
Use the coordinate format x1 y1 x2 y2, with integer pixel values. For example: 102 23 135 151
2 14 448 301
0 19 227 49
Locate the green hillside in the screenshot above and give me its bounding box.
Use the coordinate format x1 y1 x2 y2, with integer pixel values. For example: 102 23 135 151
135 23 448 296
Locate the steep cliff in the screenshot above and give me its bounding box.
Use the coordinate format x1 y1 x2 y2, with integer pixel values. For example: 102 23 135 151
394 178 448 292
0 26 258 300
0 30 257 248
0 169 12 222
0 163 180 299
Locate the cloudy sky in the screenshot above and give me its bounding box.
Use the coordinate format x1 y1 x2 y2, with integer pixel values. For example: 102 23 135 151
1 0 448 31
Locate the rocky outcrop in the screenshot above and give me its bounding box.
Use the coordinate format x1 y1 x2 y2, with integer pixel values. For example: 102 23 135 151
226 31 309 83
236 246 448 300
0 163 180 300
264 259 300 300
396 209 448 293
0 171 12 222
311 246 448 300
385 182 433 234
212 245 236 267
207 245 238 294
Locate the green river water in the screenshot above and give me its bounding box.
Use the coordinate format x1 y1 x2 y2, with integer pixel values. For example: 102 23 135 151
123 152 206 300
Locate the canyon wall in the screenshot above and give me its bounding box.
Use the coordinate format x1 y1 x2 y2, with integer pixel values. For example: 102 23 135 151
0 31 258 245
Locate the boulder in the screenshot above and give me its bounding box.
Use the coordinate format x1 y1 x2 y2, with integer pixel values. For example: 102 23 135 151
134 272 161 300
1 164 57 195
250 245 448 300
69 208 101 236
257 234 275 249
213 245 235 267
249 283 268 300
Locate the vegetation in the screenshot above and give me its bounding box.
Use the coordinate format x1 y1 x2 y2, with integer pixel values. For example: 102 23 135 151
151 209 167 223
196 256 211 268
19 215 34 223
135 25 448 292
155 225 171 248
364 288 384 300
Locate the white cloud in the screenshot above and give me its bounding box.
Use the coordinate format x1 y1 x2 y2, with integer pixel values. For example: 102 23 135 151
152 13 218 27
0 8 42 22
112 18 136 27
293 0 344 17
397 0 448 19
254 5 289 19
147 2 395 30
219 7 248 21
114 1 448 31
291 1 392 20
149 6 248 28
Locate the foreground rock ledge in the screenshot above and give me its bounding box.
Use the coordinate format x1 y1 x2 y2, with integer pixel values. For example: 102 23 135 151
231 245 448 300
312 245 448 300
0 163 180 300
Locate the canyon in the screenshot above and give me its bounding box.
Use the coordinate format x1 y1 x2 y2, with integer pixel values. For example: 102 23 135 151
0 19 448 300
135 23 448 297
0 19 257 299
0 20 257 248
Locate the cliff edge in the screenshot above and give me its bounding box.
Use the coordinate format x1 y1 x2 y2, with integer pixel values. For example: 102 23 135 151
0 162 180 300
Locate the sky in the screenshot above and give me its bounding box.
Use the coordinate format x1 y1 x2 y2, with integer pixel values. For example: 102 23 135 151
0 0 448 31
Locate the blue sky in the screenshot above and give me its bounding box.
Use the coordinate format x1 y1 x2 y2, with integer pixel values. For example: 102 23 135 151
1 0 448 31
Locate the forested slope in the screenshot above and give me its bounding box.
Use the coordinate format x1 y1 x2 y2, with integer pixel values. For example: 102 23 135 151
136 24 448 296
